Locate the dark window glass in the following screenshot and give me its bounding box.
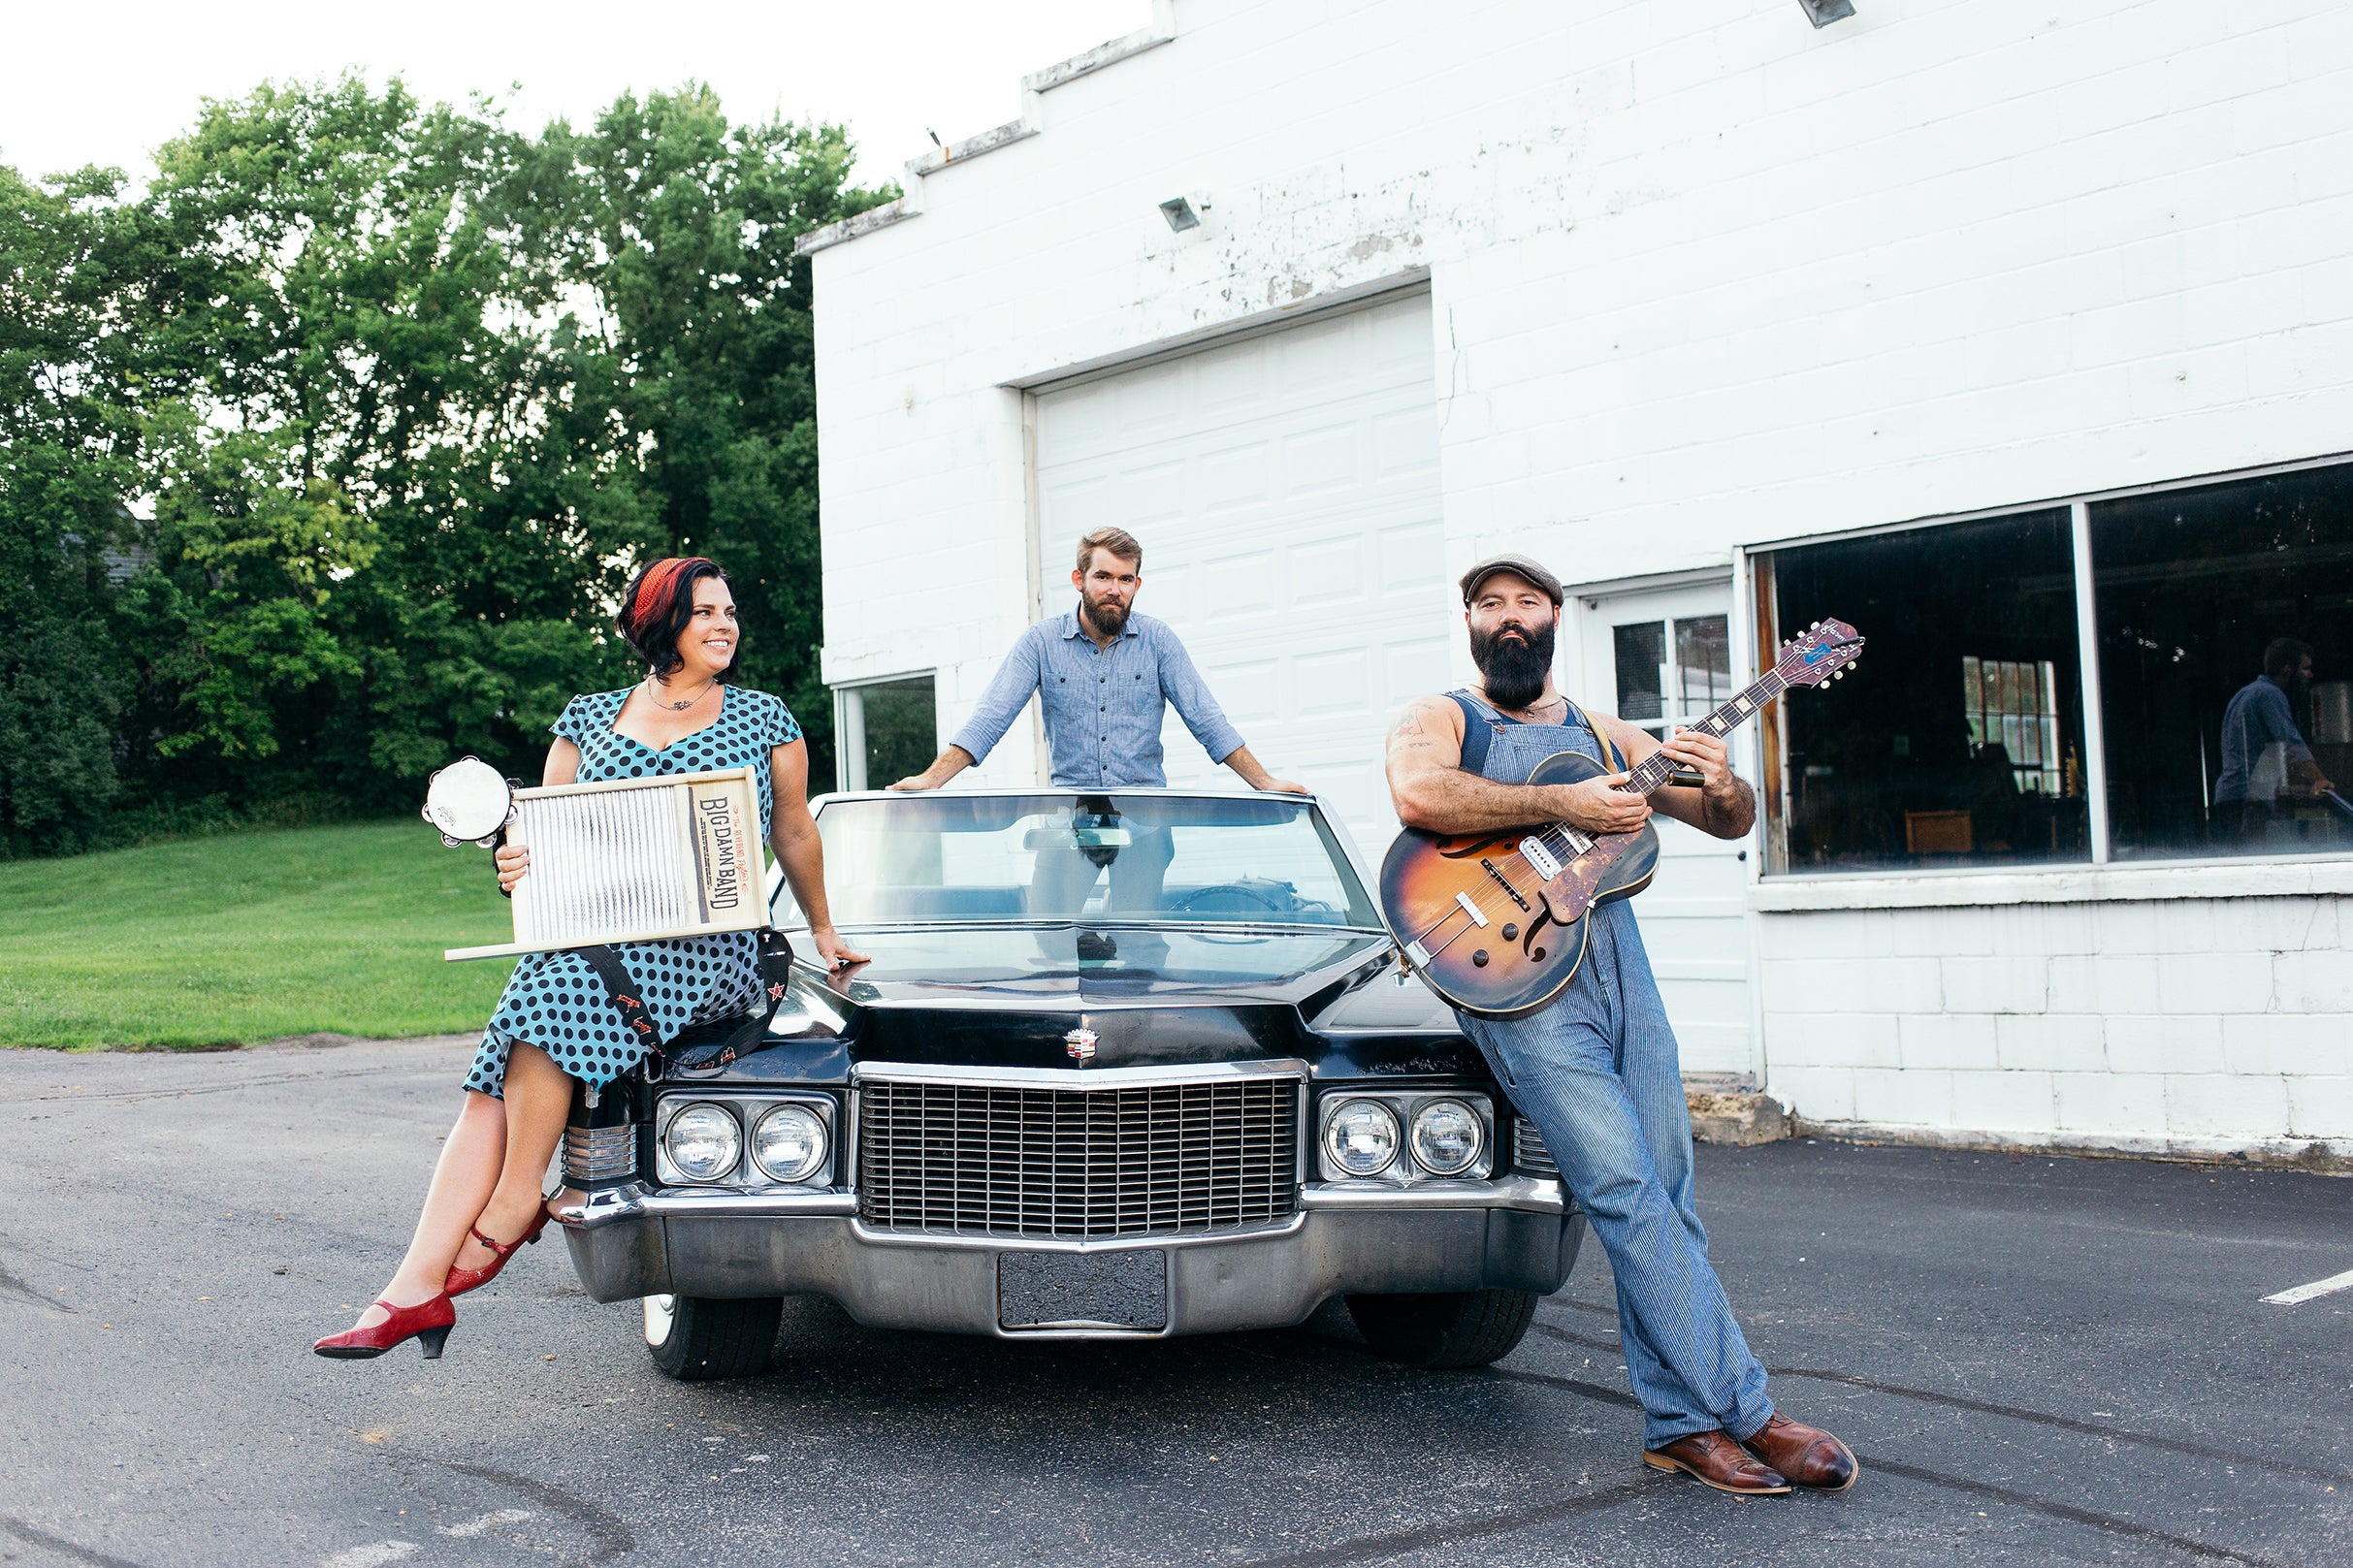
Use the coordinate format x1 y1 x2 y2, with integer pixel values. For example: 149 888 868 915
1765 510 2089 872
838 676 937 791
1614 622 1665 722
2091 464 2353 859
1677 615 1732 713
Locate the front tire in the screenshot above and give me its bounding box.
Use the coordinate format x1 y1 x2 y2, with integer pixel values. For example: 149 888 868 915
641 1294 783 1381
1346 1288 1539 1368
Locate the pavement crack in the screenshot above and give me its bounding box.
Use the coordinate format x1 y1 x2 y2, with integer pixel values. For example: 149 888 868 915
1770 1366 2353 1488
1868 1456 2305 1568
1527 1323 2353 1488
0 1258 73 1313
386 1451 633 1566
1241 1476 1655 1566
0 1516 148 1568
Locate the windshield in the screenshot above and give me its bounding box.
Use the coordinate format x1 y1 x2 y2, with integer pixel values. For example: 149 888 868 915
771 793 1382 930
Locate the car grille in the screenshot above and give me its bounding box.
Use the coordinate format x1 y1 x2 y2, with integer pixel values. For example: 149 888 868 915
1514 1115 1560 1177
855 1073 1302 1238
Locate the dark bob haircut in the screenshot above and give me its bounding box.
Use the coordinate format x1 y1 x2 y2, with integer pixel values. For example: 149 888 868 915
617 557 738 680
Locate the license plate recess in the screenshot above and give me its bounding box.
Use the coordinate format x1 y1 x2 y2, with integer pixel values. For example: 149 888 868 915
997 1248 1169 1331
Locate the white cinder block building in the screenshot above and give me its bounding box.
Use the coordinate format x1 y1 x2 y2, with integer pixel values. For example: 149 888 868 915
799 0 2353 1162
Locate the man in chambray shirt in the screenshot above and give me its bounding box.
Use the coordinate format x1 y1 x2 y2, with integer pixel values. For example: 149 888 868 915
889 526 1304 795
891 527 1305 931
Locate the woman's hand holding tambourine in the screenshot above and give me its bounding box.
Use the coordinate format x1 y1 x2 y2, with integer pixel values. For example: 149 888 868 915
494 842 531 894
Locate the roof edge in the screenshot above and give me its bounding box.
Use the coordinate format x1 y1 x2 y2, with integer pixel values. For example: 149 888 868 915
795 198 919 257
1020 25 1175 96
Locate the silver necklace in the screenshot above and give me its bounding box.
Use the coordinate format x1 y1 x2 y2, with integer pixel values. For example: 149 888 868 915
644 673 715 712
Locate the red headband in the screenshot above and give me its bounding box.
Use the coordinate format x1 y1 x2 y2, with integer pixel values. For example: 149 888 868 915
625 558 711 637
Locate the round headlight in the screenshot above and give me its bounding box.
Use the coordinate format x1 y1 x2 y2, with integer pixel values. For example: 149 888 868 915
750 1104 829 1185
662 1103 740 1183
1409 1099 1485 1176
1322 1099 1401 1177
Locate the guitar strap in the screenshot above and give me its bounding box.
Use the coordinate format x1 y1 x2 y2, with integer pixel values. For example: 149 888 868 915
1449 688 1626 775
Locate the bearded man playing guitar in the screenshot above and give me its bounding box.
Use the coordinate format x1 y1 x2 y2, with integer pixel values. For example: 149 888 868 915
1383 554 1858 1498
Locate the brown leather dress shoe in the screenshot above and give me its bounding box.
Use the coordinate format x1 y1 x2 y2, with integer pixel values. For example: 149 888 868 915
1643 1429 1791 1495
1740 1413 1859 1491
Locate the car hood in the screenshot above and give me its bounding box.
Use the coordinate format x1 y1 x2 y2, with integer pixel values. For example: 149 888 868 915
727 923 1478 1081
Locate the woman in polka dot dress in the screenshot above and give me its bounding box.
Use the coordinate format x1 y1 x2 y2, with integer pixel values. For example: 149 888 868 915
315 558 867 1360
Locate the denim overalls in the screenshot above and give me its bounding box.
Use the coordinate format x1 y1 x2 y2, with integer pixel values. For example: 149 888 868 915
1452 690 1774 1447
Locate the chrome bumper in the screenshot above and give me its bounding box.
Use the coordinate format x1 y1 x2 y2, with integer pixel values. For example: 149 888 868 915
554 1178 1584 1339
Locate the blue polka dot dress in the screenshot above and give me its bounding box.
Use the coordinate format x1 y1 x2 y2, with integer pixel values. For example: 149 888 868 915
464 684 803 1099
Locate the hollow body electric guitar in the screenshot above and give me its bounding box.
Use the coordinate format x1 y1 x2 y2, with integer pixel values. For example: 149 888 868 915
1379 619 1864 1019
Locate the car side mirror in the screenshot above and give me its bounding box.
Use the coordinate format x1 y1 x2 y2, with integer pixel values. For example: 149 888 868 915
422 755 516 847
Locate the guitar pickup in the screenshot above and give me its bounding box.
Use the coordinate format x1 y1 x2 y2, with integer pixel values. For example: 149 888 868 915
1519 836 1563 880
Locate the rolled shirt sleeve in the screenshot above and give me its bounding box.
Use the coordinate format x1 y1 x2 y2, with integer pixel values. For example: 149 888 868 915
948 624 1046 766
1153 624 1245 765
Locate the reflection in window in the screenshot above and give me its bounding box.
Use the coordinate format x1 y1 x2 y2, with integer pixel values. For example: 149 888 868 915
833 675 938 792
1962 656 2065 796
1614 623 1665 722
1613 615 1731 736
1678 616 1732 712
2091 464 2353 859
1763 511 2090 871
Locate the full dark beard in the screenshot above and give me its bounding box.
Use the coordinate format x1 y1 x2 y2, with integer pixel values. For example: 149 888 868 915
1083 597 1130 638
1470 620 1557 712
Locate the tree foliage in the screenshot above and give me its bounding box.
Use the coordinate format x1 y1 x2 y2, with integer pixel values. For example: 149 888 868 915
0 79 886 854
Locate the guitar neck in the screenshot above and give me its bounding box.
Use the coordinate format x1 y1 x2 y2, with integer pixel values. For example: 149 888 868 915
1612 667 1789 796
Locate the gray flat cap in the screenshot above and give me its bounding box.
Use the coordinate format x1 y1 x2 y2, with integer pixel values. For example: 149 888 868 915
1459 553 1564 606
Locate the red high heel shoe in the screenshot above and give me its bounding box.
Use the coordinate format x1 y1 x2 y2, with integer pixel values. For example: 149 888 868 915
443 1199 557 1297
313 1295 456 1360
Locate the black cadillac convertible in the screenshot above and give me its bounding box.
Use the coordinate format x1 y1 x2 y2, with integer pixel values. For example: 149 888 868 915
552 788 1583 1380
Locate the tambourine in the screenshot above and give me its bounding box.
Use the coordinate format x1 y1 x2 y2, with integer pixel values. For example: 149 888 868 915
421 755 517 847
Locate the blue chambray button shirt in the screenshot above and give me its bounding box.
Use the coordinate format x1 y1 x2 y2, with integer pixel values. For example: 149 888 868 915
949 607 1247 787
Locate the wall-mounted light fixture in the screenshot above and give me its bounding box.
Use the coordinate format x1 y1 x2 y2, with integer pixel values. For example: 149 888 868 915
1159 196 1203 233
1797 0 1855 24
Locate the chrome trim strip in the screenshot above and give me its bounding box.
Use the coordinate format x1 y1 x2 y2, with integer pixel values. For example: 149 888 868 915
851 1057 1309 1090
557 1185 861 1229
847 1213 1307 1253
560 1176 1567 1231
1300 1175 1566 1216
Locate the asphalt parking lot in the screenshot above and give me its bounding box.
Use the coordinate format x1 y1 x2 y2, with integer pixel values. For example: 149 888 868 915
1 1038 2347 1568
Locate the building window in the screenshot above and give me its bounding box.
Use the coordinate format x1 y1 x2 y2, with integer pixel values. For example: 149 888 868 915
1755 458 2353 875
1961 656 2066 798
1614 614 1733 738
2090 464 2353 859
832 675 937 792
1760 509 2090 872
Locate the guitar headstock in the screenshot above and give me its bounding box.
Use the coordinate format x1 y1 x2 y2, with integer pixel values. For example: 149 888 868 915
1776 617 1864 687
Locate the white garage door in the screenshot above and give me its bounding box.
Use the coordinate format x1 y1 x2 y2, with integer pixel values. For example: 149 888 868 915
1032 291 1449 853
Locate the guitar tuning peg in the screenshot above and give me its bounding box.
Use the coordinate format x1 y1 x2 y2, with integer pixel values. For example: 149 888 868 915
1810 621 1821 631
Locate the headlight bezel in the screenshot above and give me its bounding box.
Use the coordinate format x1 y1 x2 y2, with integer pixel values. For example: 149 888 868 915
658 1101 742 1185
1315 1089 1493 1184
1407 1097 1485 1176
749 1102 830 1185
1320 1098 1402 1177
655 1093 839 1188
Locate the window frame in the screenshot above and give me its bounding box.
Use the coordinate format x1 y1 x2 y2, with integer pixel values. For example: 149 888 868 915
1738 449 2353 896
829 670 939 793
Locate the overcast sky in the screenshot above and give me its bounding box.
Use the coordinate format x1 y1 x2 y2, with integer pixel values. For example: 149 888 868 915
3 0 1152 190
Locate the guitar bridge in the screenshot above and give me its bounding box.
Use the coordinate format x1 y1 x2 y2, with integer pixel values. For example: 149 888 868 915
1454 891 1490 928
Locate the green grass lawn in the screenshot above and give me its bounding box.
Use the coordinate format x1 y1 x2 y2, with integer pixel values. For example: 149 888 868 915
0 820 520 1048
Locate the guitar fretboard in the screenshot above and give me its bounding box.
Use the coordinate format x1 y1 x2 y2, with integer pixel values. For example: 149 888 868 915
1615 666 1790 796
1533 666 1789 858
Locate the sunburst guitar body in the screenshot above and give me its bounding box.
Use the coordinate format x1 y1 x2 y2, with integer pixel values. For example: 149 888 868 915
1378 617 1865 1020
1380 749 1657 1019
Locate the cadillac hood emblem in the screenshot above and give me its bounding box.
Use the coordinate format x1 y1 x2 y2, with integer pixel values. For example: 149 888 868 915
1064 1027 1099 1064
